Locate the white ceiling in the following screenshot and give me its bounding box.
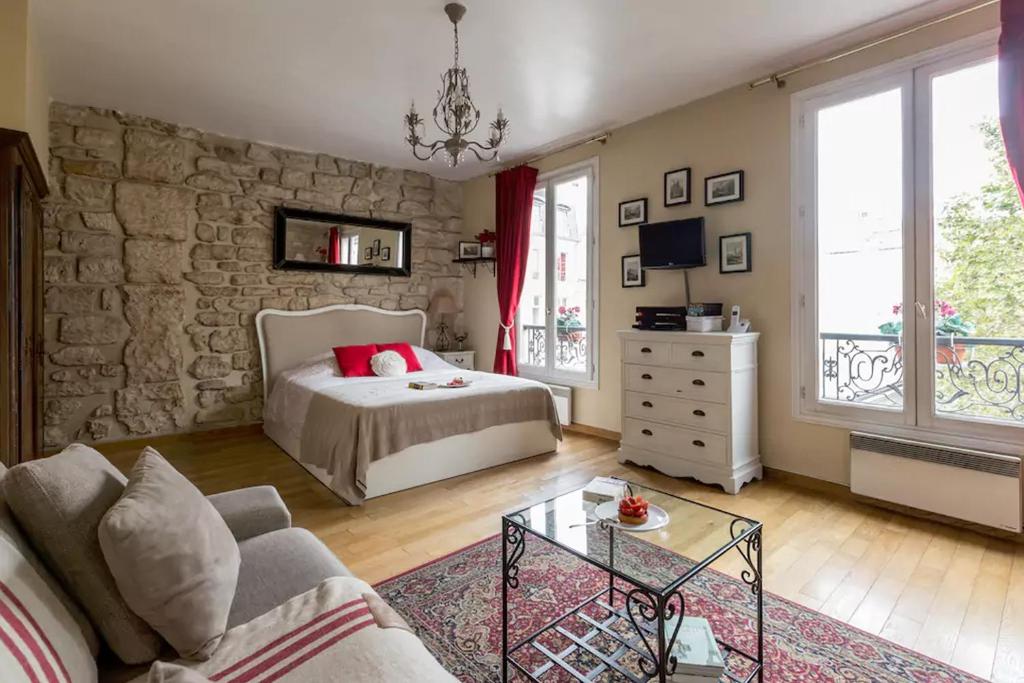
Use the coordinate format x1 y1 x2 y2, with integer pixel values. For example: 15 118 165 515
38 0 971 180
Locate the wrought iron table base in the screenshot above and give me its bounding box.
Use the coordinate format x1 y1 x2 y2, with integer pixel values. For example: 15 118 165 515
501 518 763 683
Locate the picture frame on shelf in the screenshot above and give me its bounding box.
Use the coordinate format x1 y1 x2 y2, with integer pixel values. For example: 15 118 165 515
372 238 381 255
664 167 691 206
621 254 645 287
363 246 373 260
618 198 648 227
705 170 744 206
458 241 482 259
719 232 752 273
381 246 391 262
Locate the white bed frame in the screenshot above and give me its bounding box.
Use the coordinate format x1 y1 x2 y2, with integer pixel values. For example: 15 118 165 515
255 304 558 502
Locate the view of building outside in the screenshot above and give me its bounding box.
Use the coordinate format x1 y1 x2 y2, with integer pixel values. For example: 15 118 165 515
817 57 1024 424
518 175 590 373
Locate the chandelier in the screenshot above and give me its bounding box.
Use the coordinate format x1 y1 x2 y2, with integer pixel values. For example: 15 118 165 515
404 3 509 168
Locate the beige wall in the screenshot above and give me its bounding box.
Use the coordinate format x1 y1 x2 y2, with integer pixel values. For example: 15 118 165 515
460 6 999 485
0 0 50 177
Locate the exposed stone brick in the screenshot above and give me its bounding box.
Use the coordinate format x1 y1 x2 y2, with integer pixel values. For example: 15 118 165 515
188 355 232 379
58 315 127 345
50 346 106 366
209 328 250 353
74 127 118 148
124 128 187 183
62 159 120 179
77 256 123 283
115 181 195 240
81 212 120 232
44 255 76 283
124 239 183 284
60 231 118 256
45 286 99 314
65 176 113 209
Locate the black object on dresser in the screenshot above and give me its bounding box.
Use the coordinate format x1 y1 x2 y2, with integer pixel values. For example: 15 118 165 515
634 306 687 330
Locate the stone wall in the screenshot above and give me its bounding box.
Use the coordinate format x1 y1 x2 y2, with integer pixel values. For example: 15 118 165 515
42 102 464 446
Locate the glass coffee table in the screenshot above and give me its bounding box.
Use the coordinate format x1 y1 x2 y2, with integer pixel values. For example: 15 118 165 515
501 481 763 683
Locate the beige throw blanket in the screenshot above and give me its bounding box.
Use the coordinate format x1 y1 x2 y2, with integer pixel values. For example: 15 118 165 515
298 370 562 503
137 577 457 683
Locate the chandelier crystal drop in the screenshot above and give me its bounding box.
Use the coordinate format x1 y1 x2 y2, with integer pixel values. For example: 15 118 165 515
404 3 508 167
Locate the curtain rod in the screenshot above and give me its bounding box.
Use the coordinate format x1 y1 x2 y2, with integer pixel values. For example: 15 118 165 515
486 133 610 177
749 0 999 89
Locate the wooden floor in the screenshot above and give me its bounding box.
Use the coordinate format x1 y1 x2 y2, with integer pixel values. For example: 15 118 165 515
102 427 1024 682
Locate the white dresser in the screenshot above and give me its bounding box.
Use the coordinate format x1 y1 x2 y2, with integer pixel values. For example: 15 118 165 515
618 330 761 494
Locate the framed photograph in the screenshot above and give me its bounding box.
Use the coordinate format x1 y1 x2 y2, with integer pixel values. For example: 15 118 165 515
363 246 373 260
458 241 482 259
381 246 391 262
719 232 752 273
705 170 745 206
372 239 381 255
621 254 645 288
663 167 691 206
618 198 647 227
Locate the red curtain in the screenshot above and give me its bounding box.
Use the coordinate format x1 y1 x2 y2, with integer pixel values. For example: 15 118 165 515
327 226 340 264
493 165 539 375
1001 0 1024 207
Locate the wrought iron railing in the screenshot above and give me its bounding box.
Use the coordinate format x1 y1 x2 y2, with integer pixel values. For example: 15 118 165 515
820 332 1024 423
521 324 587 371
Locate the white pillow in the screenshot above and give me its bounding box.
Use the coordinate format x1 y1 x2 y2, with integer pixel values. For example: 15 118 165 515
0 537 97 682
371 350 408 377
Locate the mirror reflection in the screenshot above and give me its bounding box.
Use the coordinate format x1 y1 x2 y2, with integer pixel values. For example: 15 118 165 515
273 208 411 276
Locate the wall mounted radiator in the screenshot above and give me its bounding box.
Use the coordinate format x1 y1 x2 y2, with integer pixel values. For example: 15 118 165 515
849 433 1022 533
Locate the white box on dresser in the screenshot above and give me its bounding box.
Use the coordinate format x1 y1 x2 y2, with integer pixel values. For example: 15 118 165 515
618 330 761 494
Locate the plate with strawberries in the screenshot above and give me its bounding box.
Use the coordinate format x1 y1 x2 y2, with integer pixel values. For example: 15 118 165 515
593 495 669 532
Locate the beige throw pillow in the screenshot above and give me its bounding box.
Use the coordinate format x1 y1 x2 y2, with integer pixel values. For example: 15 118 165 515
99 448 240 661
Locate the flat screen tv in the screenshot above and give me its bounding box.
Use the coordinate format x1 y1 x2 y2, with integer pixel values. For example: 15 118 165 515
638 218 706 269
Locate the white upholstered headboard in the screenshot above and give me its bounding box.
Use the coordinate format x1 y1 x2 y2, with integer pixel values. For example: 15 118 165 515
255 304 427 399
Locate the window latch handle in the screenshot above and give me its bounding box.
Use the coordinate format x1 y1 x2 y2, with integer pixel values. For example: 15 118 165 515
915 301 928 319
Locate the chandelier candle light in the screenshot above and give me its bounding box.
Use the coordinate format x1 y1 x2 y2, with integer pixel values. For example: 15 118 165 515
404 3 509 167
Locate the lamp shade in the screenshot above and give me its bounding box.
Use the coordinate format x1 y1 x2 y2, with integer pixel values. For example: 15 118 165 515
430 291 458 315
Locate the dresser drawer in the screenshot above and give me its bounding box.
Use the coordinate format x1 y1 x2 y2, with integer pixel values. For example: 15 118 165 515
623 340 670 365
623 364 728 403
670 342 730 372
624 391 730 433
622 418 728 464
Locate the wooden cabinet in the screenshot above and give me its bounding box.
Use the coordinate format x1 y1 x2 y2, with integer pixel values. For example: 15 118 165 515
617 330 761 494
436 350 476 371
1 129 47 467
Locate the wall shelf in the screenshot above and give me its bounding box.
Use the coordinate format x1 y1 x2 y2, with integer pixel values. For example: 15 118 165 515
453 256 496 276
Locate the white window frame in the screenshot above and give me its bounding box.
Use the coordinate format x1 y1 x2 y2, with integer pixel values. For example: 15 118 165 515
791 29 1024 454
518 157 600 389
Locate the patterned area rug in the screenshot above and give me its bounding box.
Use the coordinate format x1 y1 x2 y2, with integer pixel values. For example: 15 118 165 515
375 532 984 682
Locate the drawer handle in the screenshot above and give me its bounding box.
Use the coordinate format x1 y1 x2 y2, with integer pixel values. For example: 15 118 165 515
692 439 705 447
641 429 653 436
693 409 705 417
640 347 652 354
642 401 653 408
641 373 653 380
692 379 705 386
692 350 705 357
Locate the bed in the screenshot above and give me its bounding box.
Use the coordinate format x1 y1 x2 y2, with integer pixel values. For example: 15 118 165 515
256 304 562 503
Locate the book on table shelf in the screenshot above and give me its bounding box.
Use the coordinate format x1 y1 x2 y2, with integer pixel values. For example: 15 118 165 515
666 616 726 682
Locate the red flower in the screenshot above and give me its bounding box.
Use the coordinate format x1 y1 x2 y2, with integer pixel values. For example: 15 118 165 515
558 306 566 314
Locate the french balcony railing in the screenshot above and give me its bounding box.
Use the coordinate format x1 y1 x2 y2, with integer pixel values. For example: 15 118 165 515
820 332 1024 423
521 324 587 371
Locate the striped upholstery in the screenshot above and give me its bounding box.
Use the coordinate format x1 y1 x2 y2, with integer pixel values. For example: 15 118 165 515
133 577 455 683
0 537 96 682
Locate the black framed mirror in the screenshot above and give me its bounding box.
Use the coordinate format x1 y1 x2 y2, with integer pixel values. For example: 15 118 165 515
273 207 412 276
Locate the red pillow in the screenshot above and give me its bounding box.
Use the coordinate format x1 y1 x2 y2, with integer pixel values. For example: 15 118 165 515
377 342 423 372
332 344 379 377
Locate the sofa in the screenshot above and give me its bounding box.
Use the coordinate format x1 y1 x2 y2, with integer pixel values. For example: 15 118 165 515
0 445 456 682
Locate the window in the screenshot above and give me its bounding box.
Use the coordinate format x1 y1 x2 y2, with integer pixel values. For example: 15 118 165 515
517 158 599 387
793 34 1024 445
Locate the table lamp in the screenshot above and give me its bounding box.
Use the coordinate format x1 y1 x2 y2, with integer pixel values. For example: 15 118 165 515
430 290 458 351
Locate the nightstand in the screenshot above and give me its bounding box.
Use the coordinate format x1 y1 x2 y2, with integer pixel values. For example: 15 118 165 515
436 350 475 370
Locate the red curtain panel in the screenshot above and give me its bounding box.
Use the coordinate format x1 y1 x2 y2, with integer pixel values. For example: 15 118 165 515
328 226 341 264
1001 0 1024 207
493 165 539 375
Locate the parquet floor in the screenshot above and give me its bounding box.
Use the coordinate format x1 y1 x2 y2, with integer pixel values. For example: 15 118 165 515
101 427 1024 681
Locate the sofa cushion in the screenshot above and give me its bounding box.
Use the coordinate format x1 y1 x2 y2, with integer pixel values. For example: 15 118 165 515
99 448 240 661
146 661 211 682
0 463 100 657
2 444 163 664
228 528 351 629
205 486 291 541
0 536 97 682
